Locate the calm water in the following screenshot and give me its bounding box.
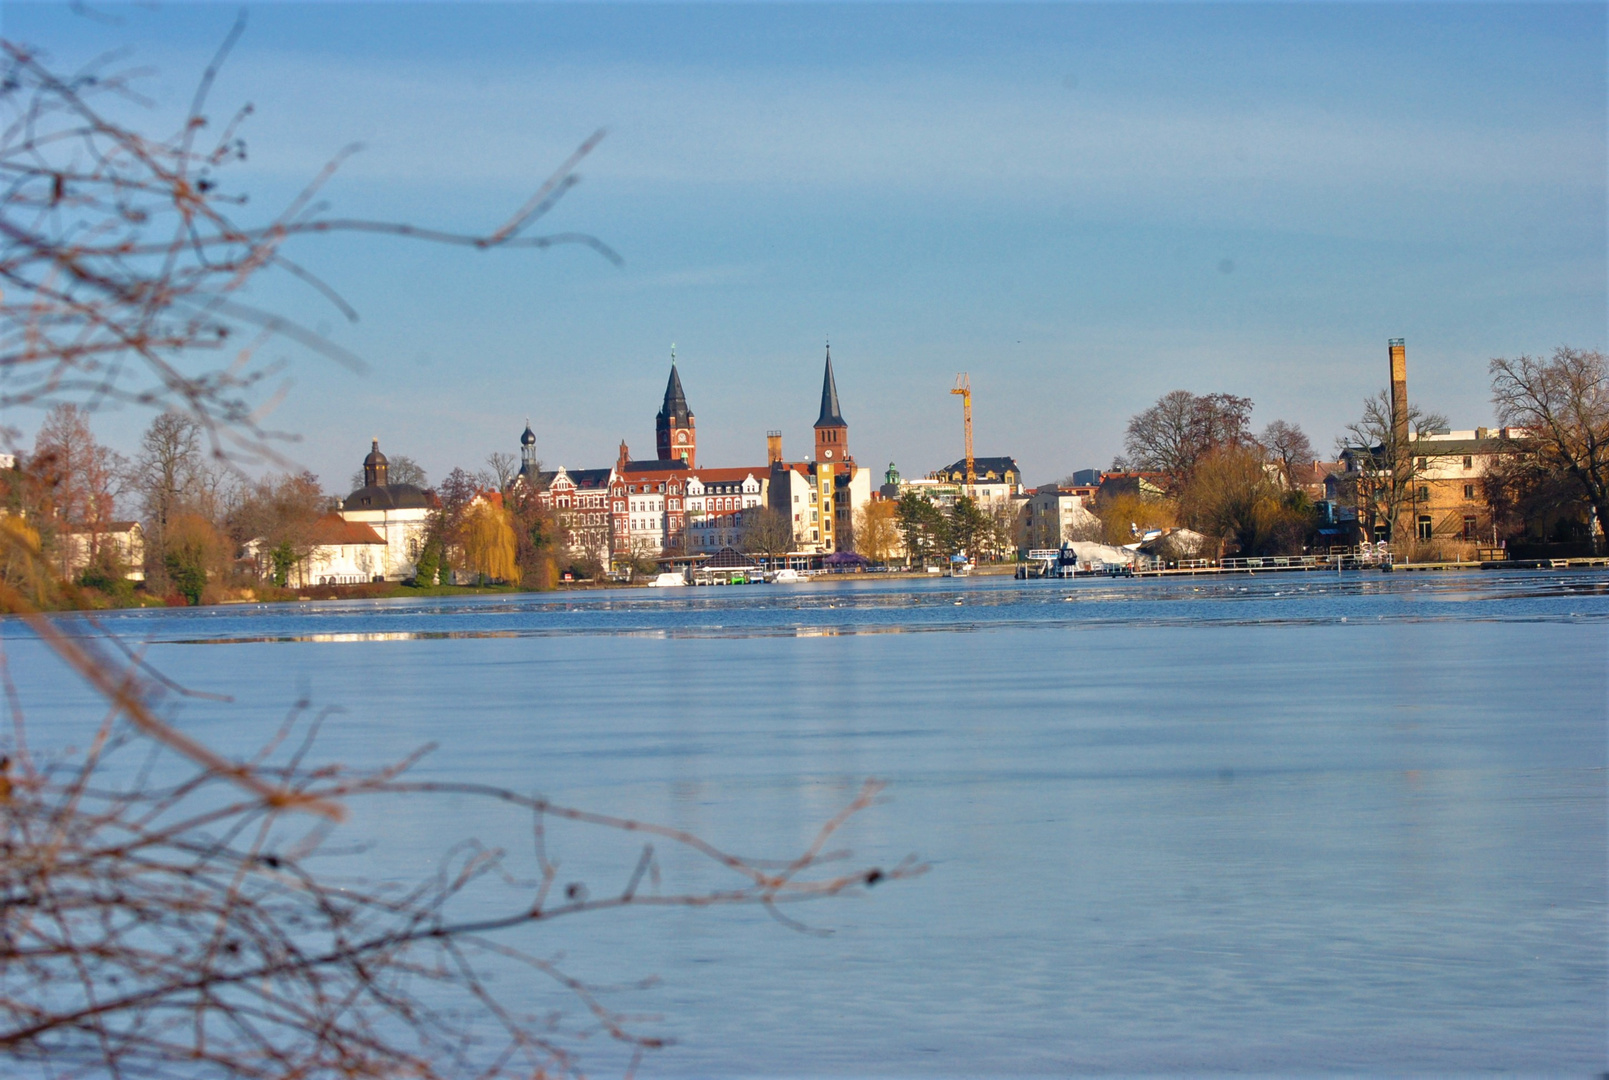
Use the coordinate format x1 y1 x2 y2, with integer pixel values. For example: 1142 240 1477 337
12 571 1608 1075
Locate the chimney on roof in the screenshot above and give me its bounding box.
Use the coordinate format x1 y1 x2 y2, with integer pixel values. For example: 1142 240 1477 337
766 430 783 466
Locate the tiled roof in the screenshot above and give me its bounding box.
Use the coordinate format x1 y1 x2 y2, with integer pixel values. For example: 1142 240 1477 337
311 514 385 545
692 467 765 484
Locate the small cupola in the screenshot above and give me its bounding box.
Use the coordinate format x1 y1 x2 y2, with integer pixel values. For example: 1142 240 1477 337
363 438 389 488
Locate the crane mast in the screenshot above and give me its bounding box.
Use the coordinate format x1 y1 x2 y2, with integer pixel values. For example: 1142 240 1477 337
950 373 975 498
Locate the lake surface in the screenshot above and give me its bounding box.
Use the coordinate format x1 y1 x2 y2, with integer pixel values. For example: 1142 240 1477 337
11 570 1608 1075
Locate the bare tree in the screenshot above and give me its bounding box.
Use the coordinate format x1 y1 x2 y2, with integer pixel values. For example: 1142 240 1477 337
0 702 921 1079
1123 391 1254 486
133 413 204 588
1258 419 1315 485
229 470 328 585
1177 444 1309 557
31 404 127 578
485 451 519 491
1336 390 1447 544
1489 347 1609 544
740 506 796 568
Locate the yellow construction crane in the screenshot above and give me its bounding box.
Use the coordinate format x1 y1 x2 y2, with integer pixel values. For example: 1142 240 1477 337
950 373 975 498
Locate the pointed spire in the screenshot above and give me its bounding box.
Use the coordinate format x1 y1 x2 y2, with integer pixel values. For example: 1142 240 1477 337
816 343 845 427
658 348 691 424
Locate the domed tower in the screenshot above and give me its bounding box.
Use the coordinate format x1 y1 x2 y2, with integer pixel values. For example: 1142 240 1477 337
655 349 696 467
519 419 538 478
363 439 389 488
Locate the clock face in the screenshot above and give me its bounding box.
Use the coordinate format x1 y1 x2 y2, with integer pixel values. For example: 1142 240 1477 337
824 450 834 459
677 431 688 444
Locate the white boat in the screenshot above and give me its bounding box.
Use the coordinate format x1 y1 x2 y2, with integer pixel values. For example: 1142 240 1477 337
771 568 805 583
647 571 687 587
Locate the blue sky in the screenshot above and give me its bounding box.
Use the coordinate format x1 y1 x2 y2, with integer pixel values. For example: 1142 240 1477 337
7 2 1605 491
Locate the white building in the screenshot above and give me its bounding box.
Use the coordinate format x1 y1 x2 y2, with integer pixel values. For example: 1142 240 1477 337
338 440 433 581
1019 483 1102 551
59 521 145 581
246 514 388 586
685 468 767 553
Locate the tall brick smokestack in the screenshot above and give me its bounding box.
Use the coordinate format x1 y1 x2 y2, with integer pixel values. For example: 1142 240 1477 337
766 430 783 466
1388 338 1408 449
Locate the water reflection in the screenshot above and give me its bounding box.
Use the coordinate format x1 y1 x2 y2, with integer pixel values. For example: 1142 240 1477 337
5 571 1605 1074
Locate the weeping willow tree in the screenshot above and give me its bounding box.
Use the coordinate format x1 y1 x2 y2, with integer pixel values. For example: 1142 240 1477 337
462 500 519 583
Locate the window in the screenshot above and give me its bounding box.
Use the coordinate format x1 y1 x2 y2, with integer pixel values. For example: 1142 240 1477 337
1418 486 1430 502
1415 457 1426 469
1416 515 1433 541
1462 515 1478 540
1463 455 1473 469
1463 484 1475 500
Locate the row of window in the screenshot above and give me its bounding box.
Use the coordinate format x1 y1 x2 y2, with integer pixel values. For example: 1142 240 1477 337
1415 484 1479 502
1416 515 1482 541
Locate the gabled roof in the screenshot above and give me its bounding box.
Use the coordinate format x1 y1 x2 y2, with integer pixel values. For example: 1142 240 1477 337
1290 461 1343 488
815 347 846 428
309 514 385 546
705 546 758 569
658 363 692 425
535 467 614 491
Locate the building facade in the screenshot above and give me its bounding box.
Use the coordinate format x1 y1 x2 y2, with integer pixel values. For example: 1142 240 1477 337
1019 484 1101 552
685 468 767 553
510 347 871 565
338 440 433 580
766 350 873 554
1334 341 1516 551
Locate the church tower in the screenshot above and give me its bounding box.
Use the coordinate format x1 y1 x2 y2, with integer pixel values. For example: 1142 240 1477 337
655 350 697 466
813 345 848 464
518 419 538 480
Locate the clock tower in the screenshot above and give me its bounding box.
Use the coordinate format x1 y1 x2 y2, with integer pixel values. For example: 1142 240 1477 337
655 351 696 467
813 345 847 465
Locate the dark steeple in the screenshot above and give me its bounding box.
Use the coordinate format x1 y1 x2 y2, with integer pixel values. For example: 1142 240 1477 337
813 345 849 466
658 361 692 426
655 346 697 467
815 345 846 428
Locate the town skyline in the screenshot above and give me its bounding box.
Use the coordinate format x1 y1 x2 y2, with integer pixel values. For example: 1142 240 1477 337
4 2 1603 491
